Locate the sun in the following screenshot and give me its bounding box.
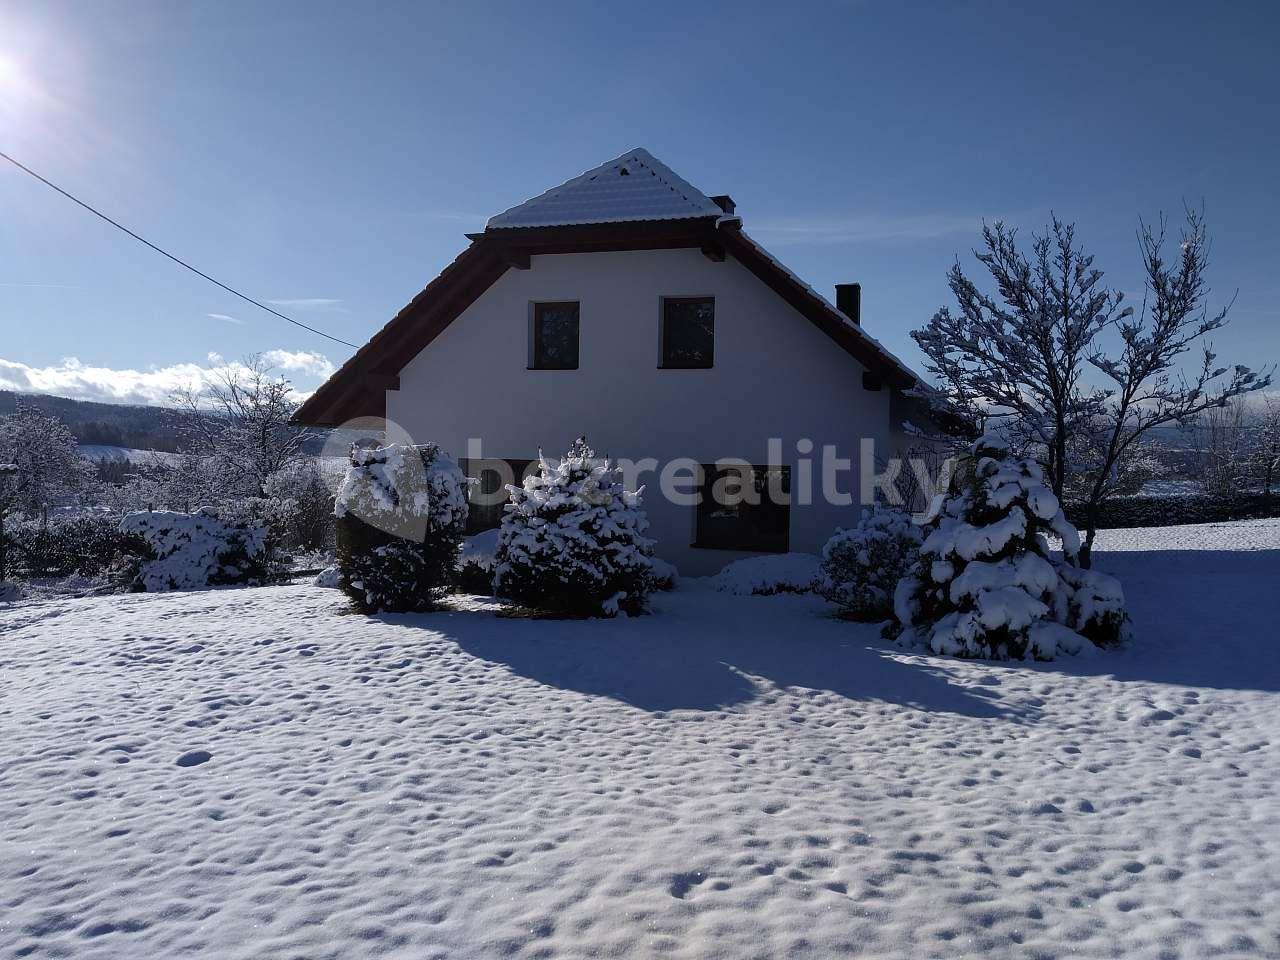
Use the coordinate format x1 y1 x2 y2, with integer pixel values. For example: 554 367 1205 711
0 51 38 132
0 52 24 94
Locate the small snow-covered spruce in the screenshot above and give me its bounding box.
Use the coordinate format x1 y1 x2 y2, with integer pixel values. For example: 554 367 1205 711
120 508 283 592
334 443 469 614
649 557 679 592
493 437 655 617
454 528 500 594
890 435 1128 660
819 505 923 621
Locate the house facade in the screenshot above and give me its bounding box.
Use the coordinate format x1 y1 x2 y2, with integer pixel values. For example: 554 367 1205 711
297 148 926 574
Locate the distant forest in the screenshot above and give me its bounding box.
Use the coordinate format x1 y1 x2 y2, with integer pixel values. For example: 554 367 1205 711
0 390 329 455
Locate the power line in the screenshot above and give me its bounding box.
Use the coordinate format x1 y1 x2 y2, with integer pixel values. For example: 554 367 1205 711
0 149 358 349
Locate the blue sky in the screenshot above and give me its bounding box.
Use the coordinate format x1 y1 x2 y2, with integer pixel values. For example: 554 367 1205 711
1 0 1277 405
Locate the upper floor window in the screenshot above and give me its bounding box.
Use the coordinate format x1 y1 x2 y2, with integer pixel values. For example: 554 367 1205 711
530 301 579 369
660 296 714 368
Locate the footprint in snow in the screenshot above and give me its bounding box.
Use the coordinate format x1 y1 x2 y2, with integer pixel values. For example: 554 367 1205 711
668 871 706 899
176 750 212 767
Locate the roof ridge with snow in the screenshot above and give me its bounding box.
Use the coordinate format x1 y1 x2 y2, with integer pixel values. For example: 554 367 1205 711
485 147 725 230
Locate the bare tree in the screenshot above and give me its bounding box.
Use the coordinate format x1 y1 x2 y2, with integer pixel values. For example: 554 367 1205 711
914 209 1271 566
1249 396 1280 504
0 402 94 522
913 216 1128 500
173 354 316 499
1078 212 1270 560
0 404 95 582
1185 396 1249 498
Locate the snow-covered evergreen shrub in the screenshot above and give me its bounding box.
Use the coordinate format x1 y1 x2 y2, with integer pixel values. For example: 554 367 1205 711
334 442 468 613
6 512 131 580
818 505 923 620
712 553 820 596
313 565 341 589
454 529 500 594
120 508 282 592
891 435 1129 660
211 497 296 568
493 438 654 616
650 557 679 591
1058 563 1129 649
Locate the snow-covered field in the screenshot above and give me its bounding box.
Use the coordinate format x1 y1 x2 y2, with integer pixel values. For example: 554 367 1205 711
2 520 1278 959
77 444 181 466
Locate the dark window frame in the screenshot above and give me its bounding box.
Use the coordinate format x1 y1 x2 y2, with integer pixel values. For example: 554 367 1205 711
660 296 715 369
692 462 791 552
529 301 580 370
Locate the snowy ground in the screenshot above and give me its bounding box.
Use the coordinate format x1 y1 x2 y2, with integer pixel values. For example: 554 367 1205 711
2 520 1278 959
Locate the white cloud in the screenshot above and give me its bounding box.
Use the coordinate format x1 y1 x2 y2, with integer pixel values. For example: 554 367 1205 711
261 349 336 379
0 350 334 407
266 297 346 312
206 312 246 325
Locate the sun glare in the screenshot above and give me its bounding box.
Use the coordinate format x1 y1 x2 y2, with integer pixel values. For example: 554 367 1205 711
0 52 23 92
0 51 40 135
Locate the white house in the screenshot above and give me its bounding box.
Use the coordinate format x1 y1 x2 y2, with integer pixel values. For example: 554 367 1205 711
297 148 930 574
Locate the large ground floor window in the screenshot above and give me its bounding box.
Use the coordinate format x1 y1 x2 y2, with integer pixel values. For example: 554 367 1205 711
461 458 534 532
693 463 791 552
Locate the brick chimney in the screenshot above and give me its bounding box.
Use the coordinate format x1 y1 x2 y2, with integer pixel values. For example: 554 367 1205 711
710 194 736 215
835 282 861 324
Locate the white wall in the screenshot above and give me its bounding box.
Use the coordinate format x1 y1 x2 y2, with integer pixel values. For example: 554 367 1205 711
387 247 894 574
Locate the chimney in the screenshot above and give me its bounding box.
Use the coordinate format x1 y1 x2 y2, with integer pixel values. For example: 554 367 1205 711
835 282 861 324
710 194 736 215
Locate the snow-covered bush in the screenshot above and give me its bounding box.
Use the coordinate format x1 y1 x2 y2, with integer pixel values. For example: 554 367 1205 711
650 557 679 591
493 438 654 616
120 508 283 592
454 528 500 594
1058 562 1129 649
891 435 1129 660
263 460 336 552
313 565 341 589
5 512 132 580
712 553 820 596
334 442 469 613
818 505 923 620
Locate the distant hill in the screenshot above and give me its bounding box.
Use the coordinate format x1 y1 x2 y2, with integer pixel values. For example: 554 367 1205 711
0 390 192 453
0 390 331 455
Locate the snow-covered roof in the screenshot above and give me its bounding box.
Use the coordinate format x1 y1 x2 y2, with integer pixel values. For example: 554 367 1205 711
486 148 725 230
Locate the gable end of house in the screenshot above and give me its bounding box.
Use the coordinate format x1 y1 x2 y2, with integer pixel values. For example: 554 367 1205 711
294 152 919 427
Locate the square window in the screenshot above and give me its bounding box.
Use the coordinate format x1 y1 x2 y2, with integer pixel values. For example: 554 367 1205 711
661 297 714 368
693 463 790 551
531 302 579 369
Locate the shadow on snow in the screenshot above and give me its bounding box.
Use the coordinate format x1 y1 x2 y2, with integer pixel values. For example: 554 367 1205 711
384 587 1015 719
1025 549 1280 693
379 546 1280 715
